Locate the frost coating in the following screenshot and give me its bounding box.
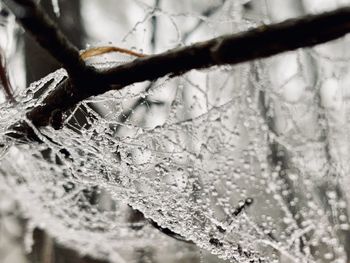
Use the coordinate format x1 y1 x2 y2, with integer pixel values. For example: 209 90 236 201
1 0 350 263
0 50 348 262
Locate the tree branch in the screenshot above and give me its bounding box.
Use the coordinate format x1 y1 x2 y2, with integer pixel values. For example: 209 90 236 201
3 0 92 78
5 1 350 130
99 6 350 86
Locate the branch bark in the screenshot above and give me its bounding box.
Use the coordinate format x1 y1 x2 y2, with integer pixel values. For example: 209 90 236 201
3 0 92 78
98 6 350 86
5 0 350 130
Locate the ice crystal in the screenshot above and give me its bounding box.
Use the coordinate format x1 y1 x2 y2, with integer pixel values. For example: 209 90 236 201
51 0 60 17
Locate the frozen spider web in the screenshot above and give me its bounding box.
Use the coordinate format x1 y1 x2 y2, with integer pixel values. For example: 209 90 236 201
1 0 350 263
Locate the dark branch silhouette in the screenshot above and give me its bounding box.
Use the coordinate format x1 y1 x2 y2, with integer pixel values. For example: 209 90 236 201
4 0 350 132
3 0 89 78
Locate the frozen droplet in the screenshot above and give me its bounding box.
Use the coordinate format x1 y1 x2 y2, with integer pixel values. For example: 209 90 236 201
51 0 60 16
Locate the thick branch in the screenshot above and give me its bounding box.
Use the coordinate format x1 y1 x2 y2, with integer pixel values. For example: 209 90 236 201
5 3 350 129
3 0 90 77
99 7 350 86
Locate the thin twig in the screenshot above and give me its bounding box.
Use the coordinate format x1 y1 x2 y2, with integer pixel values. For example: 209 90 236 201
182 0 227 42
150 0 160 52
0 50 15 102
80 46 147 60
